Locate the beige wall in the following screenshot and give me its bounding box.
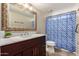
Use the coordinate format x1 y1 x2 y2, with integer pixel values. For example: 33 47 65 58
76 11 79 55
47 4 79 16
0 4 1 31
37 13 45 34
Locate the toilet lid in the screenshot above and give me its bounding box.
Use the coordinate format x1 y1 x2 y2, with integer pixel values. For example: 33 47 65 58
46 41 56 46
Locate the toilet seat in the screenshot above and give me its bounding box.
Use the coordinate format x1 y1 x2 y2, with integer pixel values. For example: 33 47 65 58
46 41 56 46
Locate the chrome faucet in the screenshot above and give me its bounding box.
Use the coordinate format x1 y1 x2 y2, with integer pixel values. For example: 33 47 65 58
26 32 29 35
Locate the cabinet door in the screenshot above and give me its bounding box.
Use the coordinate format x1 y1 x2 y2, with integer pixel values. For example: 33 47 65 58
34 45 46 56
39 45 46 56
14 52 22 56
34 47 40 56
23 48 33 56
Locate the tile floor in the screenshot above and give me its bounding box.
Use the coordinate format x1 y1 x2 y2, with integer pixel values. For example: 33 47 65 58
46 48 76 56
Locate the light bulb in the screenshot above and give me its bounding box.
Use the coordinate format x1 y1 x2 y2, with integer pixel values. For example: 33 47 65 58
29 6 33 11
23 4 29 8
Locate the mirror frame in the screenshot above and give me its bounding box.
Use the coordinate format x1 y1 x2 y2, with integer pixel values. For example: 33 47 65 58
1 3 37 31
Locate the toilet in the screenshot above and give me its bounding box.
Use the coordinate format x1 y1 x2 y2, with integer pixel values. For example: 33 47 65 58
46 41 56 55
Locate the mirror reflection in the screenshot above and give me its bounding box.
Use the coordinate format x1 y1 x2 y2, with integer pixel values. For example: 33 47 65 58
2 3 37 31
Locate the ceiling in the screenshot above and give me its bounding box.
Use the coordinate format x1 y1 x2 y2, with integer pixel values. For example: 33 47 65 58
31 3 76 14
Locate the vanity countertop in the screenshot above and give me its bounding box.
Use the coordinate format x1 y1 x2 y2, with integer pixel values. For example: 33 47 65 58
0 34 45 46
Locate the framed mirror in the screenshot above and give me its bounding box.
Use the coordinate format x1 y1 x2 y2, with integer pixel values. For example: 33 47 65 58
1 3 37 31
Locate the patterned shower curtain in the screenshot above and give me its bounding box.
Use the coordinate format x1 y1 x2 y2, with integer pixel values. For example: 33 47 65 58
46 11 76 52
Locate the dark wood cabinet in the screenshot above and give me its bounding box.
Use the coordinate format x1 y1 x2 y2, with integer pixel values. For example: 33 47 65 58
23 48 33 56
39 45 46 56
0 36 46 56
34 45 46 56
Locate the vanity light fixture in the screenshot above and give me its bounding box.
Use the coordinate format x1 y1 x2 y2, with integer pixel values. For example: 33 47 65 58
18 3 33 11
22 3 29 9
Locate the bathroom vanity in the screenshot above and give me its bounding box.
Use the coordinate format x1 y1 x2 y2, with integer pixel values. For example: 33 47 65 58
0 34 46 56
0 4 46 56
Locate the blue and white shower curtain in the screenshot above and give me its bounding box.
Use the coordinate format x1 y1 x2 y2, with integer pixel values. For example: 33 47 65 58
46 11 76 52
